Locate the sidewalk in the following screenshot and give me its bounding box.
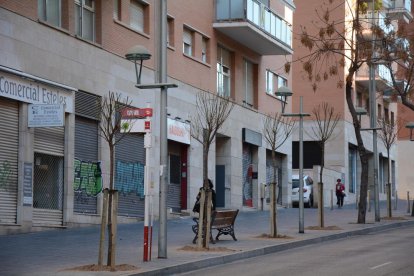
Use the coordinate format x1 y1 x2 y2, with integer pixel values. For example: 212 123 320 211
1 202 413 276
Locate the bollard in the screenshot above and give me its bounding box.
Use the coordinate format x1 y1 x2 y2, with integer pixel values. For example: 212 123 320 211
407 191 411 214
368 190 371 212
330 189 333 210
394 190 398 211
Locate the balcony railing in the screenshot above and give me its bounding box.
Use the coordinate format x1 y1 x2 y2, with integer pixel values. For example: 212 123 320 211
387 0 413 21
215 0 293 55
359 11 394 37
356 63 393 91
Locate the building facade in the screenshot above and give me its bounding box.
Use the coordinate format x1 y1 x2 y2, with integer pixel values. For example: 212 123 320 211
292 0 412 207
0 0 295 234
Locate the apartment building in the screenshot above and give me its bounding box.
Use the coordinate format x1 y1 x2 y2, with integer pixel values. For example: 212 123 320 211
0 0 295 234
292 0 412 207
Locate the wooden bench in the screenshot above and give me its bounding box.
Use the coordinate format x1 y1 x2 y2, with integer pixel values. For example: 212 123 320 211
192 209 239 244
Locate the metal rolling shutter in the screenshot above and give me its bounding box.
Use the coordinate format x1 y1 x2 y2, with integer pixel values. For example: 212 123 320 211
33 127 64 226
115 133 145 218
0 98 19 224
74 91 101 214
74 117 99 214
34 127 65 156
168 154 181 212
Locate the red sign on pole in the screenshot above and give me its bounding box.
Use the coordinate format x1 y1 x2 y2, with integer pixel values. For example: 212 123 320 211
145 121 151 131
121 108 153 119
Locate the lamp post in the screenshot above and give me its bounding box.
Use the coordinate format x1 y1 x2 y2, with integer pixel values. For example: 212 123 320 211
405 122 414 216
276 86 310 233
126 42 177 259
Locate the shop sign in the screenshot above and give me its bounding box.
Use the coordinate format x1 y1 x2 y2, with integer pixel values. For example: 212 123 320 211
23 162 33 206
168 118 190 144
0 72 74 113
28 104 65 127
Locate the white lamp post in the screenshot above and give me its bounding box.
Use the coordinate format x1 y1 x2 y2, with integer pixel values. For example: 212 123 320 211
126 41 177 259
276 86 310 233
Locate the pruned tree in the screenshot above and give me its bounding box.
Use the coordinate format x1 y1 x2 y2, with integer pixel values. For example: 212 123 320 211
190 91 234 248
98 91 132 269
288 0 411 223
262 113 295 237
307 102 341 227
377 116 401 218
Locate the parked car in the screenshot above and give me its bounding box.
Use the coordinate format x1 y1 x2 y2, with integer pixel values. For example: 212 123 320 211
291 175 314 208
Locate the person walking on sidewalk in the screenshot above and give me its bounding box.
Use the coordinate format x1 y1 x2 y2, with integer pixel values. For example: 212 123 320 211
335 179 345 208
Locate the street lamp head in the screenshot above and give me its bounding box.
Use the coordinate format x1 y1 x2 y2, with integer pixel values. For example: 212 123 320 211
125 45 152 85
355 107 367 125
275 86 293 113
406 122 414 141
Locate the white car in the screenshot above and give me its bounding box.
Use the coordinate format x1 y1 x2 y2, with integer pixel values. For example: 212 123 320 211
291 175 314 208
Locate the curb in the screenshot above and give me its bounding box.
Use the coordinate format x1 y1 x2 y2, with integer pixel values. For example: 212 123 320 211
132 219 414 276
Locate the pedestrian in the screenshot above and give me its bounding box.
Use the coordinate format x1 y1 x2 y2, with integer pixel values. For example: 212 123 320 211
192 179 216 214
335 178 345 208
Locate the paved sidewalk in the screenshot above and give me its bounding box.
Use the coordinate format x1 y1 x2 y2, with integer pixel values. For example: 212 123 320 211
1 202 413 276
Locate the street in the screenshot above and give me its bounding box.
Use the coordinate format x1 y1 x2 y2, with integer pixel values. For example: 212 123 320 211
177 225 414 276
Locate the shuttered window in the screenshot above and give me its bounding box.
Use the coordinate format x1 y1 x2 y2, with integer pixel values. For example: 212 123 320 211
183 28 193 56
244 59 254 107
130 0 144 32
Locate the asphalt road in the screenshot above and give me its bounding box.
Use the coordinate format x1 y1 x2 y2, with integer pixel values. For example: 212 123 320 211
177 225 414 276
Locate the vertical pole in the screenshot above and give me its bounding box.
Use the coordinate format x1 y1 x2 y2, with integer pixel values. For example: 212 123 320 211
158 0 168 259
143 111 152 261
407 191 410 214
299 96 304 233
370 0 380 223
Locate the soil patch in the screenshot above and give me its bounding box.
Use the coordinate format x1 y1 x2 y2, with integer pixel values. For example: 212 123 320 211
381 216 407 220
62 264 139 272
178 245 236 252
255 233 294 239
306 225 342 230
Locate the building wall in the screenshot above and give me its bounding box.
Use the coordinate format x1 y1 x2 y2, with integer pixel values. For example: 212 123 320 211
0 0 294 233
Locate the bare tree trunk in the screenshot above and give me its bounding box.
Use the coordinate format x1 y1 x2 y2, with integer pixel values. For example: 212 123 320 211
270 150 277 237
197 189 205 248
345 80 369 223
319 145 325 227
110 190 118 270
98 188 109 266
387 148 392 217
107 145 115 265
206 190 212 248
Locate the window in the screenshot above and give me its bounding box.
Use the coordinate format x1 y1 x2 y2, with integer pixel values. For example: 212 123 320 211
167 17 174 47
217 46 231 97
113 0 119 20
266 70 287 97
201 37 208 63
130 0 145 32
384 108 389 122
378 104 382 119
183 28 193 56
243 59 254 107
391 111 394 126
75 0 95 41
38 0 61 27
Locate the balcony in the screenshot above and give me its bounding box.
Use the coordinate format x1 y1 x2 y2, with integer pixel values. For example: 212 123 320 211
386 0 413 22
358 11 394 41
213 0 293 55
356 64 393 91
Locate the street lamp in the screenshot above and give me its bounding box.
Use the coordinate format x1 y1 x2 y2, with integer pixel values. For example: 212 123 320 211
126 41 177 260
406 122 414 141
275 86 310 233
276 86 293 113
